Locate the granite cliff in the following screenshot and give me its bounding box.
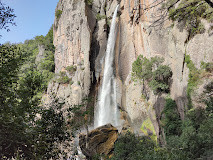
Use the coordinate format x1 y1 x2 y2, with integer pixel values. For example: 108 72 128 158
44 0 213 157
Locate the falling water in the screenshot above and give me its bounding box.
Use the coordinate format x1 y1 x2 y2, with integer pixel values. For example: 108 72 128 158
94 5 120 128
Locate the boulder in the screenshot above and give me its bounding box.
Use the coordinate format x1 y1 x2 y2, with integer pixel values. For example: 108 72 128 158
79 124 118 158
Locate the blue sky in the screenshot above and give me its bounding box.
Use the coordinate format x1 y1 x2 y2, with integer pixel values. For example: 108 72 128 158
0 0 59 44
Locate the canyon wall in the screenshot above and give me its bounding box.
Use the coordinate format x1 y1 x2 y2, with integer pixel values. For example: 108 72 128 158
116 0 213 138
45 0 213 152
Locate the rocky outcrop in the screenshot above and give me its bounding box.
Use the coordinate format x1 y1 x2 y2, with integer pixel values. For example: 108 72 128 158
79 124 118 158
42 0 98 158
46 0 97 108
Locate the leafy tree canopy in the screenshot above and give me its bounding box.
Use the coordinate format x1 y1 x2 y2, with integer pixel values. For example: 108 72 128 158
165 0 213 41
0 1 16 35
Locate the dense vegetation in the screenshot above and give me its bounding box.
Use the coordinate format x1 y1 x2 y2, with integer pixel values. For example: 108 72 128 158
112 91 213 160
0 27 71 159
125 53 213 160
132 55 172 94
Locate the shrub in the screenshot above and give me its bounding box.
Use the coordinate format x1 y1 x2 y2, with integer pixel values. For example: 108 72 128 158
65 65 77 74
150 65 172 93
69 81 74 85
132 55 172 94
96 13 107 21
201 61 213 72
57 71 71 84
132 55 152 81
55 10 62 20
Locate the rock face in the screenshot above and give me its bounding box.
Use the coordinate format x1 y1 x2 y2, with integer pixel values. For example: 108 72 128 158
79 124 118 158
44 0 213 157
44 0 98 123
116 0 213 139
44 0 97 109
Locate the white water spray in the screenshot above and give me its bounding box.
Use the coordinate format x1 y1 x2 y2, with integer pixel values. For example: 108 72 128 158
94 5 120 128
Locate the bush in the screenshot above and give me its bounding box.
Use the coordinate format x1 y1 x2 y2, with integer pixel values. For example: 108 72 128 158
132 56 172 94
96 13 107 21
132 55 152 81
65 65 77 74
150 65 172 93
201 61 213 72
69 80 74 85
57 71 71 84
55 10 62 20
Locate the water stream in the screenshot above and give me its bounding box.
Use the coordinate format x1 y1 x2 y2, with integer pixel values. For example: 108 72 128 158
94 5 120 128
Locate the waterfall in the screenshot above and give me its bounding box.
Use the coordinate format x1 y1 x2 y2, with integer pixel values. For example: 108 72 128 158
94 5 120 128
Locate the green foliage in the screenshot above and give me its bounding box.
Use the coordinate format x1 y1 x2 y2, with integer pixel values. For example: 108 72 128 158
162 93 213 159
70 80 74 85
132 55 151 80
96 13 107 21
132 55 172 94
0 1 16 34
0 45 32 159
18 68 46 115
57 71 71 84
67 97 94 134
202 81 213 115
185 55 213 109
185 55 200 108
85 0 93 6
165 0 213 42
0 45 23 104
40 51 55 71
33 102 69 159
35 26 55 52
132 97 213 160
150 65 172 93
165 111 213 159
0 26 69 159
161 98 182 137
92 154 103 160
65 65 77 74
111 132 180 160
55 10 62 20
201 61 213 72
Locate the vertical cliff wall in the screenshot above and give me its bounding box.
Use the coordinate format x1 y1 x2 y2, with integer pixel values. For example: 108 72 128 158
45 0 213 152
116 0 213 138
